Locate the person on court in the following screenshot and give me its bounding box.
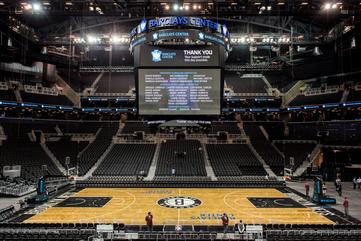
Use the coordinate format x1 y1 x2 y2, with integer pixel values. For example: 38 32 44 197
305 182 310 197
221 213 229 233
145 212 153 232
343 197 349 216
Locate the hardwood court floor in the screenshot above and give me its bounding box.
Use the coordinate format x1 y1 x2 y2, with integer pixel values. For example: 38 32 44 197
25 188 334 225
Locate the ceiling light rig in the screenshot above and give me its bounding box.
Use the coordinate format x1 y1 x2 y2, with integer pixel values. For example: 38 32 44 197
323 2 342 10
163 3 202 11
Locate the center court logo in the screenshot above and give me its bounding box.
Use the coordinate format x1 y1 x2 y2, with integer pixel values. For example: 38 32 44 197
151 49 162 62
158 196 202 209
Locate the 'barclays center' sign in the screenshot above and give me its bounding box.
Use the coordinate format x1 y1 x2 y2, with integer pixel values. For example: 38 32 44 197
130 17 229 38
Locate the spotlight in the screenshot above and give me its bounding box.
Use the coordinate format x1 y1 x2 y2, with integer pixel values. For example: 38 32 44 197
173 4 179 10
110 35 121 44
165 5 170 10
313 46 322 56
267 6 272 11
184 5 189 10
324 3 331 9
193 4 197 10
198 5 201 9
32 3 42 11
86 35 98 44
180 6 183 10
351 37 356 48
22 3 32 10
331 3 337 8
73 37 85 44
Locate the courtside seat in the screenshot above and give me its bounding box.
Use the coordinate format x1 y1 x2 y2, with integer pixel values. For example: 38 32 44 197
79 176 284 188
88 176 138 182
154 176 212 182
125 225 140 233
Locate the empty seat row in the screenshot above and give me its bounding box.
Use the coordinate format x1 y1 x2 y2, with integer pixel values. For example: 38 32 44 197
76 123 119 176
244 124 284 175
210 122 241 134
155 140 207 176
275 142 316 170
93 144 156 176
121 121 152 134
46 138 89 169
206 144 267 176
289 92 343 106
0 139 63 181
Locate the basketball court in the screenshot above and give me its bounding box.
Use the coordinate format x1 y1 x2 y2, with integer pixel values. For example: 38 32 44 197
23 188 334 225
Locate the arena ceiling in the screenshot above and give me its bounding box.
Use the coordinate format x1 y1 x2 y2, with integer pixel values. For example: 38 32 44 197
0 1 360 65
1 1 360 36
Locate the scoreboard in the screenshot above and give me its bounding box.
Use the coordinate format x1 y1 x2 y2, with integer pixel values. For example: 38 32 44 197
135 45 223 116
133 45 225 68
138 68 221 115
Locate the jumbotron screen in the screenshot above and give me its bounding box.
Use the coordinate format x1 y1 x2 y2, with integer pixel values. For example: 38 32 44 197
138 69 221 115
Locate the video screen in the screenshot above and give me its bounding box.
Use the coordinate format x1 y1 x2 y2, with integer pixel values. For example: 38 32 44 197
138 69 221 115
134 45 221 67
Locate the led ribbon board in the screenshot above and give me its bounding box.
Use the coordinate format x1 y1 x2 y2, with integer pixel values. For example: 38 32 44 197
129 18 230 53
130 29 229 52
